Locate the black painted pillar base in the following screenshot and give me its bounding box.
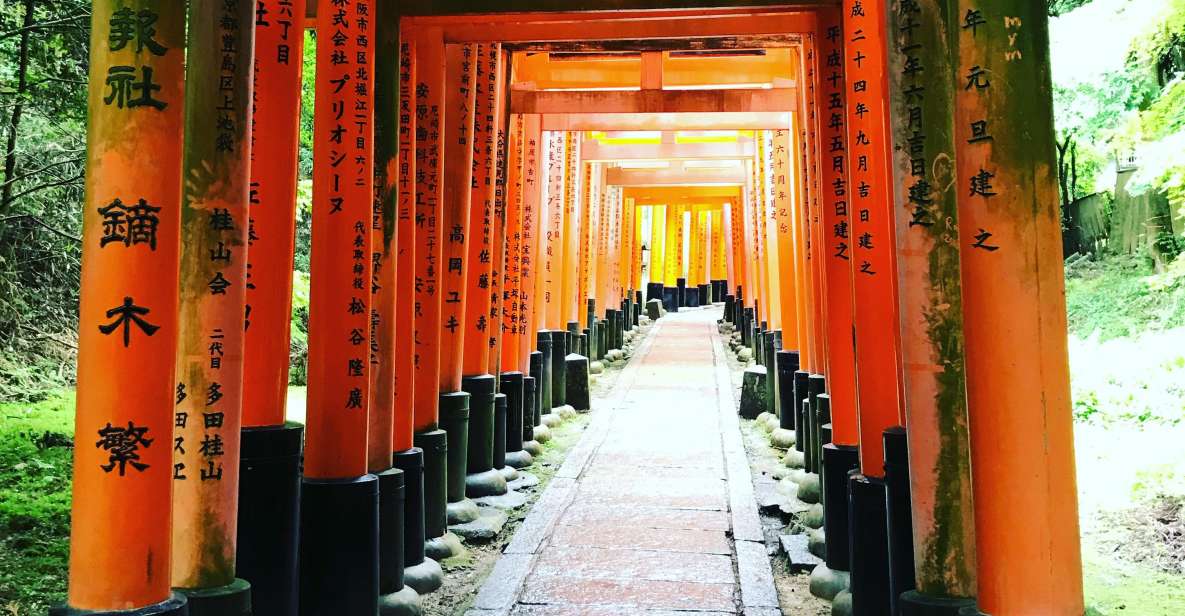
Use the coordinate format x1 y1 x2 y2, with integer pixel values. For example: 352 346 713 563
724 294 735 322
376 470 406 594
822 444 859 572
899 592 976 616
299 475 379 616
741 307 754 346
549 330 568 409
500 372 530 468
412 429 448 553
237 422 303 616
676 277 687 307
776 351 800 430
52 595 189 616
521 375 540 456
884 427 916 615
698 283 710 306
806 374 826 474
763 331 781 416
392 448 443 595
646 281 664 303
536 332 553 412
438 392 478 526
492 393 511 480
462 376 506 498
175 579 251 616
849 473 893 616
662 286 678 313
792 370 809 451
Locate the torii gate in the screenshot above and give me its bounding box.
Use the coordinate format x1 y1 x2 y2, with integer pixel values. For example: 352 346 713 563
62 2 1080 616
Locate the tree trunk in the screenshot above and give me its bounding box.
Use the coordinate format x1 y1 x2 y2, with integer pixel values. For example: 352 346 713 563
0 0 35 218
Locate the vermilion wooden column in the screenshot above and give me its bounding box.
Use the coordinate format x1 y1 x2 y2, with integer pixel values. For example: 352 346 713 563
486 46 510 378
811 9 864 589
650 204 666 287
437 42 479 541
171 0 256 610
541 131 565 331
885 2 978 612
772 128 799 352
519 117 543 373
954 3 1084 614
561 133 582 330
301 0 379 613
710 208 727 295
410 26 451 565
663 202 679 289
501 115 526 374
631 197 644 297
843 1 908 614
237 3 307 612
459 43 508 503
60 2 186 613
577 162 596 331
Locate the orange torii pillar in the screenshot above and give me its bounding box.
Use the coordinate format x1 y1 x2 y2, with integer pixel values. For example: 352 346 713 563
393 36 446 596
519 115 547 454
367 6 424 611
955 4 1083 614
710 208 727 302
884 2 977 613
605 186 626 351
552 131 580 412
690 207 708 306
56 2 186 614
577 162 599 358
169 1 255 613
534 130 565 432
300 0 378 613
769 127 804 453
594 185 613 358
409 27 451 570
436 42 478 551
664 203 685 309
813 7 864 600
842 1 909 614
501 112 535 470
647 204 667 305
740 164 760 348
631 196 645 324
460 43 511 505
236 1 307 613
617 186 637 337
750 152 770 350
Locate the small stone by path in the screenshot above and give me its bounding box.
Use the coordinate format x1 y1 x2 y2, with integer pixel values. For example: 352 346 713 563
469 308 781 616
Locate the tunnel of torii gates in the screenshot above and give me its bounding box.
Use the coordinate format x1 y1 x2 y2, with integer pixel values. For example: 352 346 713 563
63 1 1079 616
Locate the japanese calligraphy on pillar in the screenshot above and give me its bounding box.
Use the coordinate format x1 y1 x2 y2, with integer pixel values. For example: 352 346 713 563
393 38 417 450
541 131 565 328
69 2 185 607
171 0 256 589
244 0 305 430
772 127 798 343
500 114 525 363
578 161 596 322
463 44 493 376
815 8 860 447
487 46 508 368
412 31 444 431
304 0 375 478
844 0 906 475
561 132 581 324
519 115 542 365
439 43 477 388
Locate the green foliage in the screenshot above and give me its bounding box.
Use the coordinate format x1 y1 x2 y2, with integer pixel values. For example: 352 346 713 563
1128 0 1185 87
0 391 74 613
299 30 316 180
1048 0 1096 16
1066 255 1185 339
289 270 310 386
1141 78 1185 140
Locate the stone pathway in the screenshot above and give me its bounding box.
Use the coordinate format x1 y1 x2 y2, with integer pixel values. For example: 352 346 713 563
469 308 780 616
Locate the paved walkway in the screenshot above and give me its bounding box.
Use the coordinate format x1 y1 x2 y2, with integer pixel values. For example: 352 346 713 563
470 308 779 616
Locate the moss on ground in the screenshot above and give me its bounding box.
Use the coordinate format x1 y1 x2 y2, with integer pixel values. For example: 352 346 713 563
0 391 74 614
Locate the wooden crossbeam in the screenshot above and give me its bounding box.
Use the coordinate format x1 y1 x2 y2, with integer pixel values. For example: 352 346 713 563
606 166 746 186
511 88 796 115
541 111 791 131
583 139 753 162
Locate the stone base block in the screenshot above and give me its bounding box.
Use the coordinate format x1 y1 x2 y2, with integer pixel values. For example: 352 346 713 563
589 361 605 375
832 590 853 616
499 465 519 482
756 412 775 432
900 591 976 615
771 428 796 450
797 473 821 504
424 531 465 562
446 497 480 525
505 449 533 469
556 404 577 419
464 468 508 499
402 557 443 595
508 471 540 491
739 366 769 419
379 585 423 616
449 506 509 543
809 564 850 601
783 448 806 469
474 489 528 510
522 439 543 455
808 527 827 560
541 413 562 428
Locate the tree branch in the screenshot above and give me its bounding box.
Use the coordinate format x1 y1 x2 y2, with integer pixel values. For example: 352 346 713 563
0 213 81 243
0 156 83 189
0 10 90 41
6 172 83 204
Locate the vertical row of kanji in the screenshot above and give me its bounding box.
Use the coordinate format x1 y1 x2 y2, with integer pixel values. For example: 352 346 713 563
727 3 1082 616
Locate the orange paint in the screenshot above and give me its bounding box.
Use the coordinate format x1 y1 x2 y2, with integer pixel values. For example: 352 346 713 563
171 0 256 589
518 115 543 371
412 27 445 433
438 43 478 391
560 132 581 327
243 0 306 429
304 0 376 480
771 128 799 349
67 1 185 609
577 162 596 327
369 2 400 472
393 38 417 452
500 114 526 372
540 130 565 330
710 209 727 283
844 0 905 476
814 9 859 447
486 47 509 377
789 122 813 372
620 194 637 299
463 43 496 377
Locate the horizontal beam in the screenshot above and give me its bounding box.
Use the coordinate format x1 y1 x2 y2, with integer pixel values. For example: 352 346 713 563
389 2 835 17
512 88 796 115
607 166 745 186
513 48 798 89
623 185 741 204
583 139 753 162
540 111 792 131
